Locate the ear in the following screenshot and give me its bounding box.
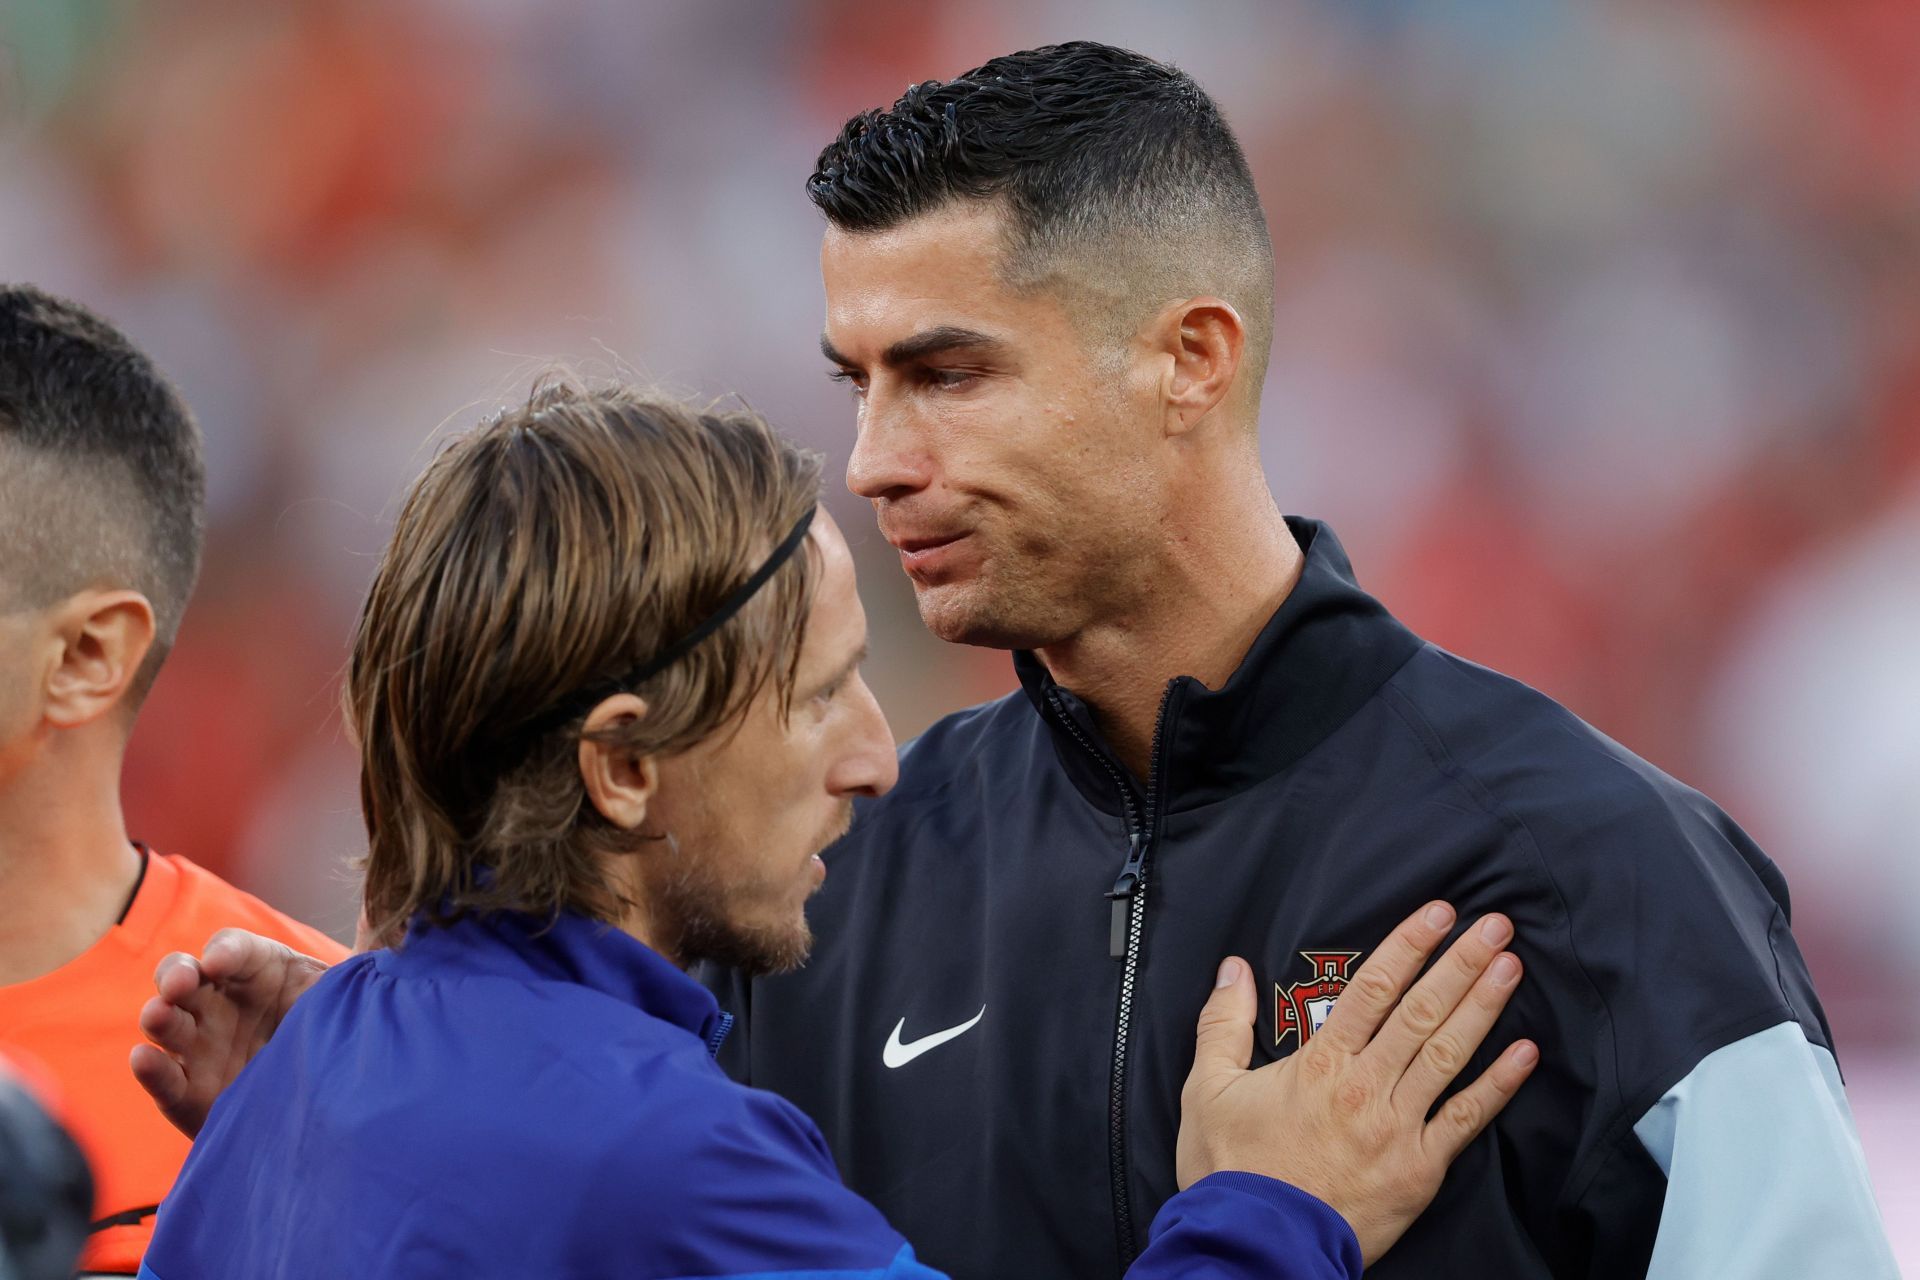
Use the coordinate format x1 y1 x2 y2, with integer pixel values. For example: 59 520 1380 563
577 694 658 829
43 590 156 729
1154 297 1247 437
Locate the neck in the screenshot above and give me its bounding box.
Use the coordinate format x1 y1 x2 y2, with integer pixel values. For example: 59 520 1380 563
608 857 686 971
0 728 142 986
1037 464 1303 778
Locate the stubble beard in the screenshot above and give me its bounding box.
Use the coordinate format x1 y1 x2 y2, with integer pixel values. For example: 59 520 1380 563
647 802 852 977
914 553 1061 651
668 885 814 977
914 554 1095 654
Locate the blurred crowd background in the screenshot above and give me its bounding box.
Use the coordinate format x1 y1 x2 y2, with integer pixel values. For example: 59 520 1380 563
3 0 1914 1250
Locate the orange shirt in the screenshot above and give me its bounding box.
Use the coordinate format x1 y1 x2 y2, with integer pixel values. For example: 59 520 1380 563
0 849 349 1275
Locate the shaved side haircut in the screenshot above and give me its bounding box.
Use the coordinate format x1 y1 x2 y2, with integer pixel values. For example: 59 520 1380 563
0 285 205 705
808 40 1276 391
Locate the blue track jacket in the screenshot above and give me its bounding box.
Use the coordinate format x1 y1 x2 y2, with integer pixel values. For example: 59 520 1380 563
139 910 1362 1279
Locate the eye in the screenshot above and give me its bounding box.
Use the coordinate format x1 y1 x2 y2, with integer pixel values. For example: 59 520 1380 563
926 368 976 391
826 368 868 398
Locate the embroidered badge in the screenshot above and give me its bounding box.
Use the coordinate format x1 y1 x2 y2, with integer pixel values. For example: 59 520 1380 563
1274 951 1363 1048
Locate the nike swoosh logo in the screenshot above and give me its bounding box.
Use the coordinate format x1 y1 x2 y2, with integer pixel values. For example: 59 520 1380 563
882 1005 987 1069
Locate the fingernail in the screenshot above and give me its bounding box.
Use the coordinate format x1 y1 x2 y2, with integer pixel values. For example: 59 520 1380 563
1424 902 1454 930
1491 953 1520 985
1215 958 1242 988
1479 914 1511 944
1511 1041 1538 1068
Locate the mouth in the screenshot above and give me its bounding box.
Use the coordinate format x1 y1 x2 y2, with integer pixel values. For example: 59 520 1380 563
806 805 854 886
886 531 970 577
889 530 965 553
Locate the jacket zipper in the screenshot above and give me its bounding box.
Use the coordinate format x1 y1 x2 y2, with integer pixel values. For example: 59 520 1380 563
1044 682 1181 1274
1106 831 1148 958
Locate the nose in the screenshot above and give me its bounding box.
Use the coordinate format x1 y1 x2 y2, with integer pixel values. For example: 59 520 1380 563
845 405 931 504
828 675 899 799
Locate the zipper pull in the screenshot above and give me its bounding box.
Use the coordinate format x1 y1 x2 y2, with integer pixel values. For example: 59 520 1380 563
1105 831 1147 958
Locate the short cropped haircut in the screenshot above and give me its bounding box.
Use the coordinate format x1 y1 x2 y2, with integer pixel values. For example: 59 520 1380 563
349 379 823 944
0 285 206 704
808 41 1274 387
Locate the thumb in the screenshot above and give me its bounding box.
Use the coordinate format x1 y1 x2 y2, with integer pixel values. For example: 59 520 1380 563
1190 957 1257 1085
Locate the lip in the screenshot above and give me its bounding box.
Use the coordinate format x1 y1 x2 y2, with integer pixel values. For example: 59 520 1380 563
887 531 970 578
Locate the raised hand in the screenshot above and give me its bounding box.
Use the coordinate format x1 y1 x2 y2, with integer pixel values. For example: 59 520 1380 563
1175 902 1536 1265
129 928 332 1138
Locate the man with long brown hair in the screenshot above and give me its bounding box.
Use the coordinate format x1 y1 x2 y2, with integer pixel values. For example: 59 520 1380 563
136 379 1533 1279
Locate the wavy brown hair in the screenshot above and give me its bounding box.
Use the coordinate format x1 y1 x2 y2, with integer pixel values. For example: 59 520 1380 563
347 378 822 944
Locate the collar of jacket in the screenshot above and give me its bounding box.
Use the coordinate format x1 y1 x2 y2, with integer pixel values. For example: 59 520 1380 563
380 907 732 1052
1013 516 1423 816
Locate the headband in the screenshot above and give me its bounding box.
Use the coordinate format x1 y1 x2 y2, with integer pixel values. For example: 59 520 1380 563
514 506 816 744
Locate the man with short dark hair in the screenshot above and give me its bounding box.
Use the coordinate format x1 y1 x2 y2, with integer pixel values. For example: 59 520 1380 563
137 381 1535 1279
0 284 346 1276
722 40 1895 1279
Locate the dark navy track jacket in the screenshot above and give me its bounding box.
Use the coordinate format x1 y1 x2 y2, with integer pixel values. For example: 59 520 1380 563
138 909 1364 1279
712 518 1894 1280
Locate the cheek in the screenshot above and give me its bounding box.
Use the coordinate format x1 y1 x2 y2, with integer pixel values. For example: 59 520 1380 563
935 393 1084 507
1014 404 1141 515
0 657 35 742
717 737 822 848
0 680 38 780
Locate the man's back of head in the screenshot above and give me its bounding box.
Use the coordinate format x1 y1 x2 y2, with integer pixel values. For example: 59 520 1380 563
0 285 205 716
0 286 347 1277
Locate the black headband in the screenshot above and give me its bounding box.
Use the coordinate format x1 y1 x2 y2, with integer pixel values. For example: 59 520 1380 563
514 506 816 744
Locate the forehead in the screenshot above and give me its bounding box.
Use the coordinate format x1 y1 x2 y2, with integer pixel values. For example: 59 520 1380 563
819 204 1036 350
797 513 864 662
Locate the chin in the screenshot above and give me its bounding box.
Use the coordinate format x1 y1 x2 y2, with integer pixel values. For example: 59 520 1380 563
736 925 813 978
680 911 813 978
915 585 1057 652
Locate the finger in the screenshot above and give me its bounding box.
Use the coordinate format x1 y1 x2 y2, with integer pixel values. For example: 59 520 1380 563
1391 951 1524 1114
1361 913 1512 1075
153 951 204 1002
1186 957 1257 1091
1312 902 1458 1055
129 1043 187 1110
1423 1039 1539 1162
129 1044 205 1141
200 928 283 985
137 994 197 1053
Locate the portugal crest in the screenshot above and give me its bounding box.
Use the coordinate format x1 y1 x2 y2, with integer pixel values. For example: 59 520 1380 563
1274 951 1363 1049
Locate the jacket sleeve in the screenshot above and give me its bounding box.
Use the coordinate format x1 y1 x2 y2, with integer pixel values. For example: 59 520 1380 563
576 1072 949 1279
1129 1173 1362 1280
1634 1021 1899 1279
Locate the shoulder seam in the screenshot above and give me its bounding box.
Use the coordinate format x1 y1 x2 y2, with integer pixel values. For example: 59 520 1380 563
882 695 1036 810
1762 903 1799 1031
1376 682 1624 1090
1380 671 1803 1207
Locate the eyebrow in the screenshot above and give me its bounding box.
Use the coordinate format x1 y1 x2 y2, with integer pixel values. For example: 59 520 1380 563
820 326 1006 370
